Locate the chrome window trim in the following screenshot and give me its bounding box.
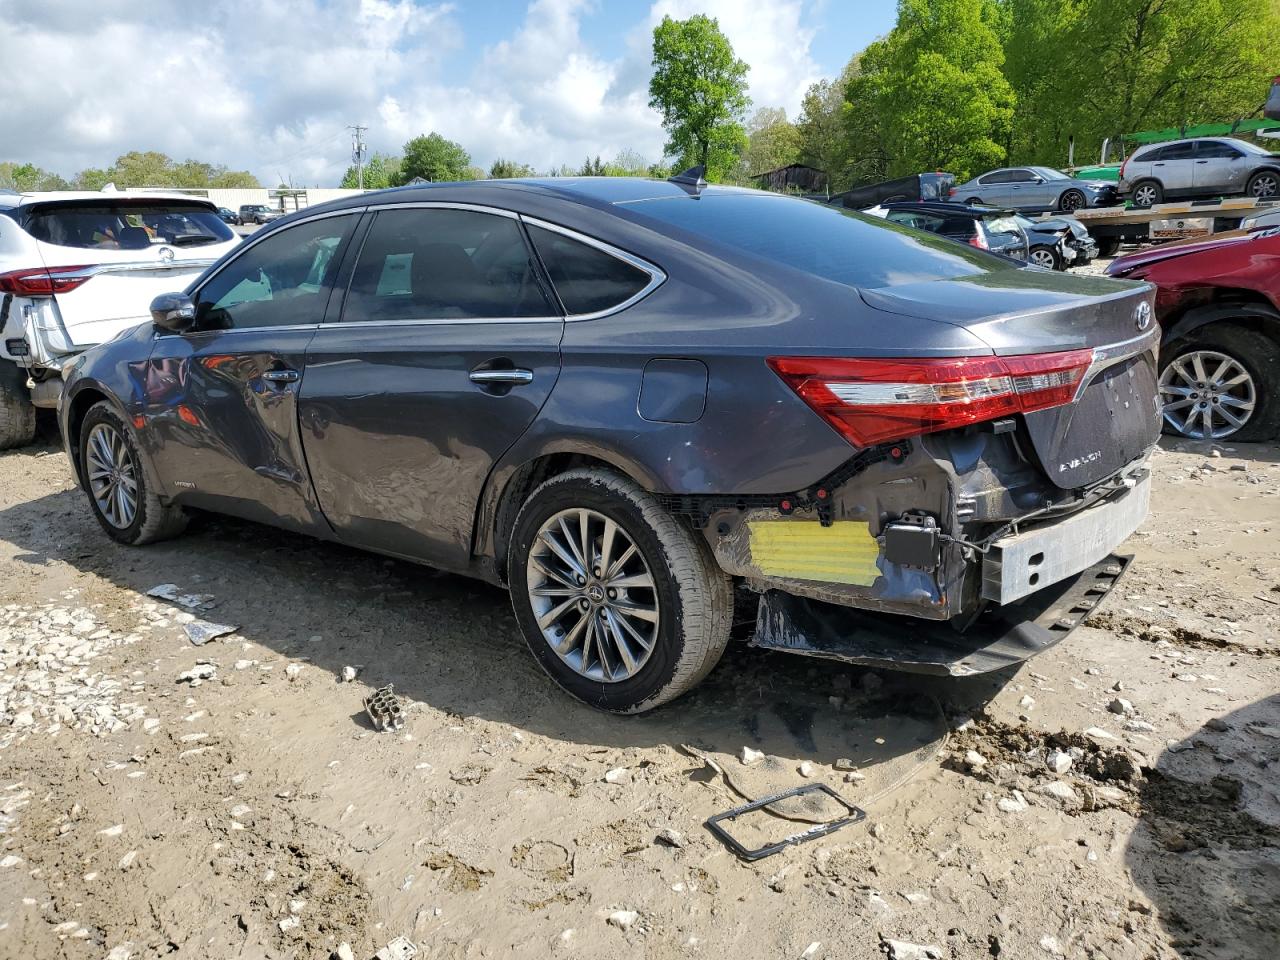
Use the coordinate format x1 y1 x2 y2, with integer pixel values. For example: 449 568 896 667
366 201 520 219
519 214 666 321
173 323 322 336
321 316 563 330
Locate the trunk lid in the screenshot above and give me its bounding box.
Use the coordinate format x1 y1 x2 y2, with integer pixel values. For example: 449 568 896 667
860 268 1161 488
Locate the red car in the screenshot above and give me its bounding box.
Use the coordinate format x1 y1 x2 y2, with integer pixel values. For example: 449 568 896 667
1106 227 1280 441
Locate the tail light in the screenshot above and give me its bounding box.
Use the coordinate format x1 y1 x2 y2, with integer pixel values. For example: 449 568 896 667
768 349 1095 448
1118 155 1130 182
948 187 958 197
0 265 94 296
968 231 989 250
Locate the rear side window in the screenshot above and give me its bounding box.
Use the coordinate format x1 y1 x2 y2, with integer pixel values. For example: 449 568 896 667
192 214 356 330
979 170 1012 185
342 208 551 322
23 202 233 249
526 224 653 315
1159 142 1195 161
627 194 998 289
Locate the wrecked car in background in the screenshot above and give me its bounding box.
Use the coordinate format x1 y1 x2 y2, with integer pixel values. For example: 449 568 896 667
1106 226 1280 440
60 176 1160 712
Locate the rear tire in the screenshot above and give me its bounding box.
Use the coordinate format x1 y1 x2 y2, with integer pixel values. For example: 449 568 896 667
0 362 36 450
1247 170 1279 201
1131 180 1163 207
1158 324 1280 442
79 401 188 544
1097 238 1122 258
508 468 732 713
1029 246 1062 270
1058 189 1086 212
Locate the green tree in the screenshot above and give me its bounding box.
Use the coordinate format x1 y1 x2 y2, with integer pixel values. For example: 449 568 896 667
1002 0 1280 166
601 149 652 177
340 152 399 189
398 133 473 183
796 56 862 190
578 156 606 176
107 151 178 186
0 162 68 191
648 14 751 181
740 107 801 179
209 169 261 189
847 0 1015 182
73 168 112 190
488 158 536 179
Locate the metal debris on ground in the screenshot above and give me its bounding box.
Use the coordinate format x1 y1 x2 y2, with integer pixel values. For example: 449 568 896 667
183 620 238 646
146 584 215 609
705 783 866 861
364 684 405 731
372 936 417 960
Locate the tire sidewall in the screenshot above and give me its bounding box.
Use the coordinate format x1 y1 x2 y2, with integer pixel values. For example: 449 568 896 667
1059 190 1084 212
1249 170 1279 199
1160 325 1280 441
508 475 689 713
1030 246 1060 270
80 402 151 543
1133 181 1161 206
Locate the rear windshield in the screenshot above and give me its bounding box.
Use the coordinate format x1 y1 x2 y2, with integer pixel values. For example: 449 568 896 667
622 194 1001 289
23 202 233 250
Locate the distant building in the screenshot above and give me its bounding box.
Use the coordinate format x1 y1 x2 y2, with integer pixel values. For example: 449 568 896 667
753 164 828 194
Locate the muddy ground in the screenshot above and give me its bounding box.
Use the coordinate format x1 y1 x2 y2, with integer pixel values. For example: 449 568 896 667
0 427 1277 960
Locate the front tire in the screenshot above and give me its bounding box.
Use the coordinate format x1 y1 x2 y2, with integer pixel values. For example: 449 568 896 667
1247 170 1279 200
508 468 732 713
79 401 187 544
1058 189 1086 212
0 362 36 450
1158 325 1280 442
1028 246 1062 270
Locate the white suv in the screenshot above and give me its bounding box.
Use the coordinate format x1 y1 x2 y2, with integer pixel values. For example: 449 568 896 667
0 191 241 447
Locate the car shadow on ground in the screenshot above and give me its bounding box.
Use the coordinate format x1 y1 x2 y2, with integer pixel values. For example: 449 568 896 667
1158 435 1280 465
1127 694 1280 959
0 446 1011 778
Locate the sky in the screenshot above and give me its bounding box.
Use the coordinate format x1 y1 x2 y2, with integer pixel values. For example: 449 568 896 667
0 0 897 186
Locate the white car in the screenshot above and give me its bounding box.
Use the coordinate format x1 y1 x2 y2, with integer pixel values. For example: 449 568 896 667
0 190 241 447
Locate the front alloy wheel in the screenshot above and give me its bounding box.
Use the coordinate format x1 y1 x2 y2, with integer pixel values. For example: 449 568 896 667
1248 171 1279 199
1159 350 1255 439
527 507 659 682
86 423 138 528
1028 247 1060 270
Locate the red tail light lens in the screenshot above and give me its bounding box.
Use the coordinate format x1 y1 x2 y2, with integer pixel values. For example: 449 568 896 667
768 349 1095 448
0 265 94 296
968 231 989 250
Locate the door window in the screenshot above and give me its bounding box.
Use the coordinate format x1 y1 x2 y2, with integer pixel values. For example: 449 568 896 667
1158 142 1196 161
525 224 653 315
1006 169 1035 182
978 170 1012 185
341 208 551 322
1195 141 1244 159
193 215 355 330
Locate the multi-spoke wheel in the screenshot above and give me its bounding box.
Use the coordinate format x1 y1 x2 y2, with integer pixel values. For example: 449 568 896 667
509 468 732 713
1131 181 1162 207
1028 246 1061 270
1247 170 1279 200
78 401 187 544
1158 325 1280 443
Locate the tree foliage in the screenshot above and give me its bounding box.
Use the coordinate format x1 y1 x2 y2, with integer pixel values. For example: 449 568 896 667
740 107 801 178
1 153 259 192
648 14 751 181
398 133 473 184
340 152 400 189
488 158 536 179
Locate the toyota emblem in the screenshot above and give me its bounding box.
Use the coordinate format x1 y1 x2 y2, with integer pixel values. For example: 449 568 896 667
1134 301 1152 331
158 246 175 263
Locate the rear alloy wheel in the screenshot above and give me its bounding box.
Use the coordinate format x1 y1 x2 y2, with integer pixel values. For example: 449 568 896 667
508 468 732 713
1058 189 1086 212
1132 181 1163 207
1028 246 1061 270
79 401 188 544
1158 325 1280 441
1247 170 1280 200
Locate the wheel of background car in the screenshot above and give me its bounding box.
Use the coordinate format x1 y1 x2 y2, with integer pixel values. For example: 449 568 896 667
79 401 188 545
0 362 36 450
1096 238 1121 258
1028 246 1061 270
1058 189 1086 212
965 197 982 205
507 467 732 713
1158 325 1280 442
1131 181 1163 207
1247 170 1279 200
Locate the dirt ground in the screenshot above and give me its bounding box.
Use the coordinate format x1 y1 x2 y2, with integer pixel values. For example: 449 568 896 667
0 424 1277 960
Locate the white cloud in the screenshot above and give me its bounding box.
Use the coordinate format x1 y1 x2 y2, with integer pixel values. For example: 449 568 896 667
0 0 824 185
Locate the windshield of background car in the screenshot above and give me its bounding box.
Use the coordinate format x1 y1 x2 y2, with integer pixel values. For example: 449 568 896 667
622 194 1005 289
984 215 1024 237
1033 168 1070 180
23 202 233 249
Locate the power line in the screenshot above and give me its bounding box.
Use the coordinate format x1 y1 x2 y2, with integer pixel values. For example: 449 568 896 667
348 124 368 190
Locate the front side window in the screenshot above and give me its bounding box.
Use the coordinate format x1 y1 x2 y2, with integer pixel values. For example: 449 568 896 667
192 214 355 330
525 224 653 315
1006 169 1034 182
342 208 551 322
1196 141 1244 159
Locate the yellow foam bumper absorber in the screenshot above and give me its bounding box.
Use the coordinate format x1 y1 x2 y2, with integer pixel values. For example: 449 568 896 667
747 520 881 586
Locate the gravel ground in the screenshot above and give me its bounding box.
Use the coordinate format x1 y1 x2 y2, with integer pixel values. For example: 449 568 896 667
0 432 1277 960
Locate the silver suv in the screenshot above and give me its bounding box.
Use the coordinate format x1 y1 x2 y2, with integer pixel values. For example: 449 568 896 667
1120 137 1280 206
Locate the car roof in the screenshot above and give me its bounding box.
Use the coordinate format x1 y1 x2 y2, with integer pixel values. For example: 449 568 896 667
0 190 215 210
880 200 1015 217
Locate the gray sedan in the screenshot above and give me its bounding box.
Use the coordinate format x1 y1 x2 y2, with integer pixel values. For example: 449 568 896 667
952 166 1119 212
58 177 1159 711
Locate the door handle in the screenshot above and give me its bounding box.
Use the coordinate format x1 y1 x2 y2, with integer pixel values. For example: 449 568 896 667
1195 160 1208 164
469 369 533 385
262 368 300 383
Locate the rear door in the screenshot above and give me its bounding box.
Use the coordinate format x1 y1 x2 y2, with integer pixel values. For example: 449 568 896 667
1151 142 1196 194
1003 169 1041 209
975 171 1011 205
25 199 239 349
141 211 359 532
298 204 564 571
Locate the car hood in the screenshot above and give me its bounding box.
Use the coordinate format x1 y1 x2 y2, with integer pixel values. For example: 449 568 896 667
1105 233 1255 275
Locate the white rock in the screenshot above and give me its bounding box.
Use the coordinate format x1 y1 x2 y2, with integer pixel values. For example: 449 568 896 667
335 944 356 960
1084 726 1116 740
0 854 23 868
1036 781 1078 803
656 828 684 848
606 910 639 931
603 767 631 784
798 761 817 778
118 850 137 869
1045 749 1072 774
882 939 941 960
964 749 987 771
99 823 124 837
1108 697 1135 716
285 664 303 681
177 664 216 684
1018 694 1036 709
1039 935 1063 955
997 791 1028 813
739 746 765 765
105 946 134 960
800 943 822 960
341 665 359 683
1125 719 1156 733
278 916 300 933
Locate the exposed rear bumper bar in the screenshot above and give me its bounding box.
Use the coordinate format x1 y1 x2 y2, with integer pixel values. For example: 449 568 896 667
750 553 1131 676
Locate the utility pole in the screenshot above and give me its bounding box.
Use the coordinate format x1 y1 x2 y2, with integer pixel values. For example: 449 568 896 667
349 124 368 190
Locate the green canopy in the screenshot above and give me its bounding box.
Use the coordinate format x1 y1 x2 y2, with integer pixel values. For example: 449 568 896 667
1128 119 1280 143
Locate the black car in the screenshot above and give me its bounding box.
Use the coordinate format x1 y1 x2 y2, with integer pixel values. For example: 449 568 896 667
59 177 1160 712
828 172 957 209
871 201 1030 260
215 206 241 225
1013 215 1099 271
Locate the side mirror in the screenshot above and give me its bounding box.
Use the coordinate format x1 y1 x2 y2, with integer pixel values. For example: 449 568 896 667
1028 174 1044 183
150 292 196 332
